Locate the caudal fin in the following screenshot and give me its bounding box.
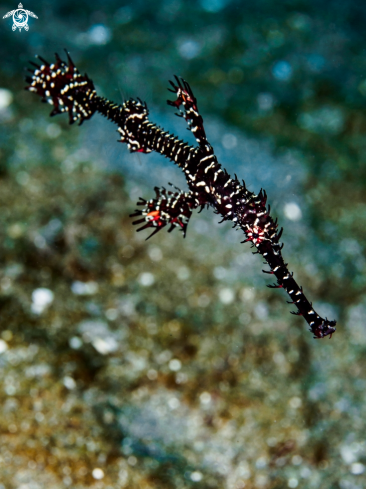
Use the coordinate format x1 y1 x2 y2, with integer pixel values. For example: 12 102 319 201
25 51 96 125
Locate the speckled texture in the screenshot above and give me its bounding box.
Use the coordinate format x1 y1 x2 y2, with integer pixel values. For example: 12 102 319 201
2 1 366 488
0 163 364 489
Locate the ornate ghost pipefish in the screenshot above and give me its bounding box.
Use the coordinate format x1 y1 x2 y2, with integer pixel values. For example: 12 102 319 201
25 51 337 339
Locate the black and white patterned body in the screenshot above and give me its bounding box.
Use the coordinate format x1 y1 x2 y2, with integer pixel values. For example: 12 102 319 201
25 53 336 339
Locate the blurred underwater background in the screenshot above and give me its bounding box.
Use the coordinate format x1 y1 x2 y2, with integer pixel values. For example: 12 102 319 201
1 0 366 487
